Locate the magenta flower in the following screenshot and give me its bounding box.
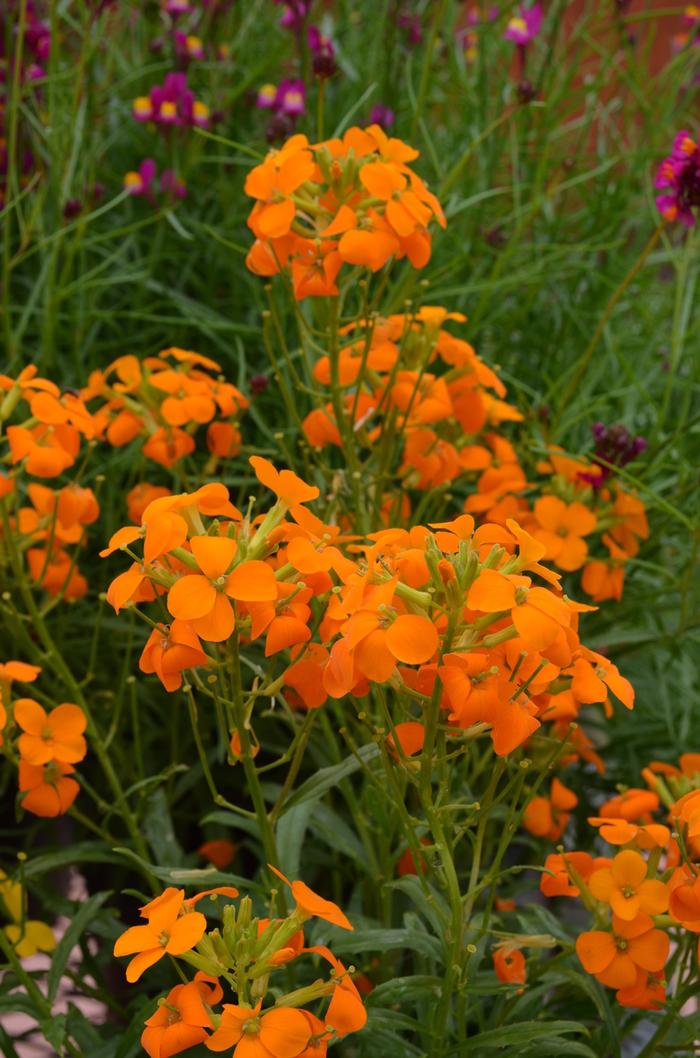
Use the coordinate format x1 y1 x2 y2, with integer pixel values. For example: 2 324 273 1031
275 79 306 117
369 104 395 129
132 72 209 128
124 159 157 196
504 3 542 45
275 0 311 33
308 24 337 77
655 131 700 226
256 83 278 109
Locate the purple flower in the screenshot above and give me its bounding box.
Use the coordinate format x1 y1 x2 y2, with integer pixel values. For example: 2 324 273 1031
124 159 158 196
275 0 311 33
161 169 187 198
275 78 306 117
256 83 278 109
369 103 395 129
397 11 422 45
581 423 648 485
504 3 542 45
308 24 337 77
655 131 700 226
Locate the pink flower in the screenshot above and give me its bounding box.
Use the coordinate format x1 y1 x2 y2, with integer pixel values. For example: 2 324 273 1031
655 131 700 226
504 3 542 45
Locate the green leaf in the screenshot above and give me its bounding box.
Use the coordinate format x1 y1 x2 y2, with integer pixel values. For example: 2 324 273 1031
22 843 123 878
279 743 380 815
276 801 313 880
38 1013 67 1051
310 803 367 866
47 892 112 1003
0 1027 20 1058
112 847 254 893
331 927 441 961
448 1020 590 1052
143 789 184 867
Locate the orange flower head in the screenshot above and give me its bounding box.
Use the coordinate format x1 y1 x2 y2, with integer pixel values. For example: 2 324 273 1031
113 888 207 982
15 699 87 766
268 866 353 930
141 973 222 1058
588 850 669 921
576 913 669 991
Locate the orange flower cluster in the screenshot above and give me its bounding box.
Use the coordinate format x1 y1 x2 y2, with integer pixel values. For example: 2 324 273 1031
1 366 96 480
302 307 522 491
466 444 649 604
0 662 87 817
102 456 636 767
539 754 700 1009
244 126 445 298
82 347 249 468
113 870 365 1058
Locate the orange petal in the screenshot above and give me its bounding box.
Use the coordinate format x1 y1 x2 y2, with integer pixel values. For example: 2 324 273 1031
225 560 278 602
168 575 217 620
384 614 438 664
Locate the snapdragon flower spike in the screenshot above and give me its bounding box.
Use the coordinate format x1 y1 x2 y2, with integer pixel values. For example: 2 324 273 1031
655 131 700 225
245 126 445 297
133 71 210 127
504 3 543 45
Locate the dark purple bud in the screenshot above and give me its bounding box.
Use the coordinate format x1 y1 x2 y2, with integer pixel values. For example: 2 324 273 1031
63 199 82 219
250 374 269 395
516 79 536 104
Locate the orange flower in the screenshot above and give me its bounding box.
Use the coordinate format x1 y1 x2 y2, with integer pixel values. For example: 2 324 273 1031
113 888 207 983
668 868 700 929
599 788 659 822
142 973 222 1058
569 649 634 712
250 456 320 508
587 817 670 850
18 759 80 817
15 699 86 766
206 1003 313 1057
245 135 315 238
198 840 236 870
140 621 211 691
268 866 353 930
540 851 610 899
493 944 526 986
531 496 597 571
167 537 278 643
576 913 669 990
127 483 173 524
466 568 572 652
588 850 669 921
306 944 367 1036
523 778 577 842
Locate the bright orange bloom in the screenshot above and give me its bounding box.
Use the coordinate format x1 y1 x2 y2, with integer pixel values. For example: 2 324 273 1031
615 968 665 1010
269 867 353 930
540 851 610 898
198 840 236 870
15 699 86 766
142 973 222 1058
599 788 659 823
668 868 700 930
466 568 572 652
167 537 278 643
439 652 540 756
306 944 367 1036
531 496 597 572
588 850 668 921
206 1003 313 1057
493 945 526 986
113 888 207 983
18 759 80 817
250 456 319 508
127 483 173 524
576 913 669 990
523 778 577 841
140 621 211 691
587 817 670 849
569 649 634 712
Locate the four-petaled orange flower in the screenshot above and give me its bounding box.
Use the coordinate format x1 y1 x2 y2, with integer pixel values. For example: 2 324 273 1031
142 973 223 1058
531 496 597 571
206 1003 313 1057
588 850 669 921
15 699 86 766
576 913 669 989
113 887 207 982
